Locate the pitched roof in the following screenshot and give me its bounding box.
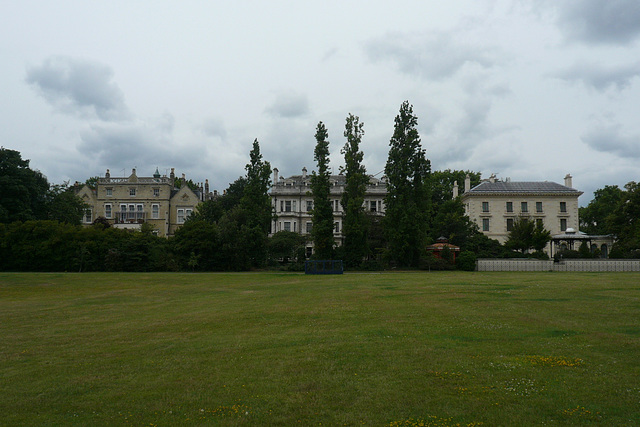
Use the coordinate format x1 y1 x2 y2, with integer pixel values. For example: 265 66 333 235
465 181 582 195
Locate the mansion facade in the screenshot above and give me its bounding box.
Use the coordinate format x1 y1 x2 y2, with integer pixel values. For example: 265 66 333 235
269 168 387 256
74 164 609 256
460 173 582 246
76 168 213 237
458 173 614 255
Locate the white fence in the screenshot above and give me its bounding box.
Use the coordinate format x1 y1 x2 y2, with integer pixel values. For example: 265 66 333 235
477 259 640 272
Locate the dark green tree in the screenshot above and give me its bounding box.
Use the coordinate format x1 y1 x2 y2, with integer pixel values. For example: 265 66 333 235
190 198 225 224
608 181 640 257
269 231 305 263
430 169 481 207
431 198 478 248
506 218 551 254
383 101 431 268
84 176 99 190
241 139 273 233
310 122 335 259
532 220 552 253
579 185 623 235
239 139 273 268
172 219 222 270
0 148 49 223
46 182 87 224
340 114 369 268
220 177 247 211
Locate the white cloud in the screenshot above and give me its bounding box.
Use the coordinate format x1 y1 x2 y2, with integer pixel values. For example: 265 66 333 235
554 61 640 91
265 91 310 118
364 32 499 81
201 117 227 140
582 124 640 158
26 56 130 121
555 0 640 45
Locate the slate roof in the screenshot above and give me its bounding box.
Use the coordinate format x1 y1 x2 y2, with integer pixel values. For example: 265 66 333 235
465 181 582 195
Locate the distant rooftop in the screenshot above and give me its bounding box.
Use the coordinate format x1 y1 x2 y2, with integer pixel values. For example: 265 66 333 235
466 181 582 195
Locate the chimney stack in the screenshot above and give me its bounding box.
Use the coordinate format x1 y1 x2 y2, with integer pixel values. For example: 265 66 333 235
453 180 459 199
105 169 110 179
273 168 279 184
564 174 573 188
302 167 307 179
170 168 175 180
464 174 471 193
205 179 210 194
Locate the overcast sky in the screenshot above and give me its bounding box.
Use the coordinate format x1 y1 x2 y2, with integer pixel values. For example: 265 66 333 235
2 0 640 204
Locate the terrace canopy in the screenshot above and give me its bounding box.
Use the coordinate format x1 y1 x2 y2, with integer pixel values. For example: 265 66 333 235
550 228 591 258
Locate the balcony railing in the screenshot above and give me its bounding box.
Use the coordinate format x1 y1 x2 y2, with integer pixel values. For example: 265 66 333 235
116 211 147 223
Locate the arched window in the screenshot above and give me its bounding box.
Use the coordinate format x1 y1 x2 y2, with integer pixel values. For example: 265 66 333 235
601 244 608 259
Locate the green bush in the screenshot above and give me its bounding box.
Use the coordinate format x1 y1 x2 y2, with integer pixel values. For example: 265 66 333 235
420 253 454 271
456 251 477 271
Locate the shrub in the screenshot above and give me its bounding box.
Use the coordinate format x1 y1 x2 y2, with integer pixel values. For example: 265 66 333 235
456 251 477 271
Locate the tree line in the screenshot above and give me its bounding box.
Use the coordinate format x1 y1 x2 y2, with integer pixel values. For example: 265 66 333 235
579 182 640 258
7 101 634 272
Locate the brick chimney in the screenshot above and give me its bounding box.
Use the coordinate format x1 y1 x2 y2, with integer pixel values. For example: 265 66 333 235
564 174 573 188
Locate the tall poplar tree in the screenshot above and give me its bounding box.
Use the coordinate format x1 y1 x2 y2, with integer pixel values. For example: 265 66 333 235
242 139 273 232
383 101 431 267
340 113 369 267
240 139 273 267
310 122 334 259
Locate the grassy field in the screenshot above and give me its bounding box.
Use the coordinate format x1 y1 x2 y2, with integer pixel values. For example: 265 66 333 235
1 272 639 426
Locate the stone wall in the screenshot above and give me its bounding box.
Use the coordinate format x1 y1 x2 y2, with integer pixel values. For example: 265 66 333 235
477 259 640 272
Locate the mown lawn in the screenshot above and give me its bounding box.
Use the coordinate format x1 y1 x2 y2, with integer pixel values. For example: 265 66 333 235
1 272 639 426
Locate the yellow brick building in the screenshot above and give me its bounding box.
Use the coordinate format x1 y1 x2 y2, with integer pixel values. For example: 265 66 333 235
76 168 207 237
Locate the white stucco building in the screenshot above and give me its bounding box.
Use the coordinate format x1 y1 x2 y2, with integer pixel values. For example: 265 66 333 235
269 167 387 256
460 173 583 254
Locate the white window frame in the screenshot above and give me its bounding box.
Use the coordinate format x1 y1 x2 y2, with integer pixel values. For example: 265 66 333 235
83 208 92 224
104 204 112 219
152 204 159 219
177 208 193 224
